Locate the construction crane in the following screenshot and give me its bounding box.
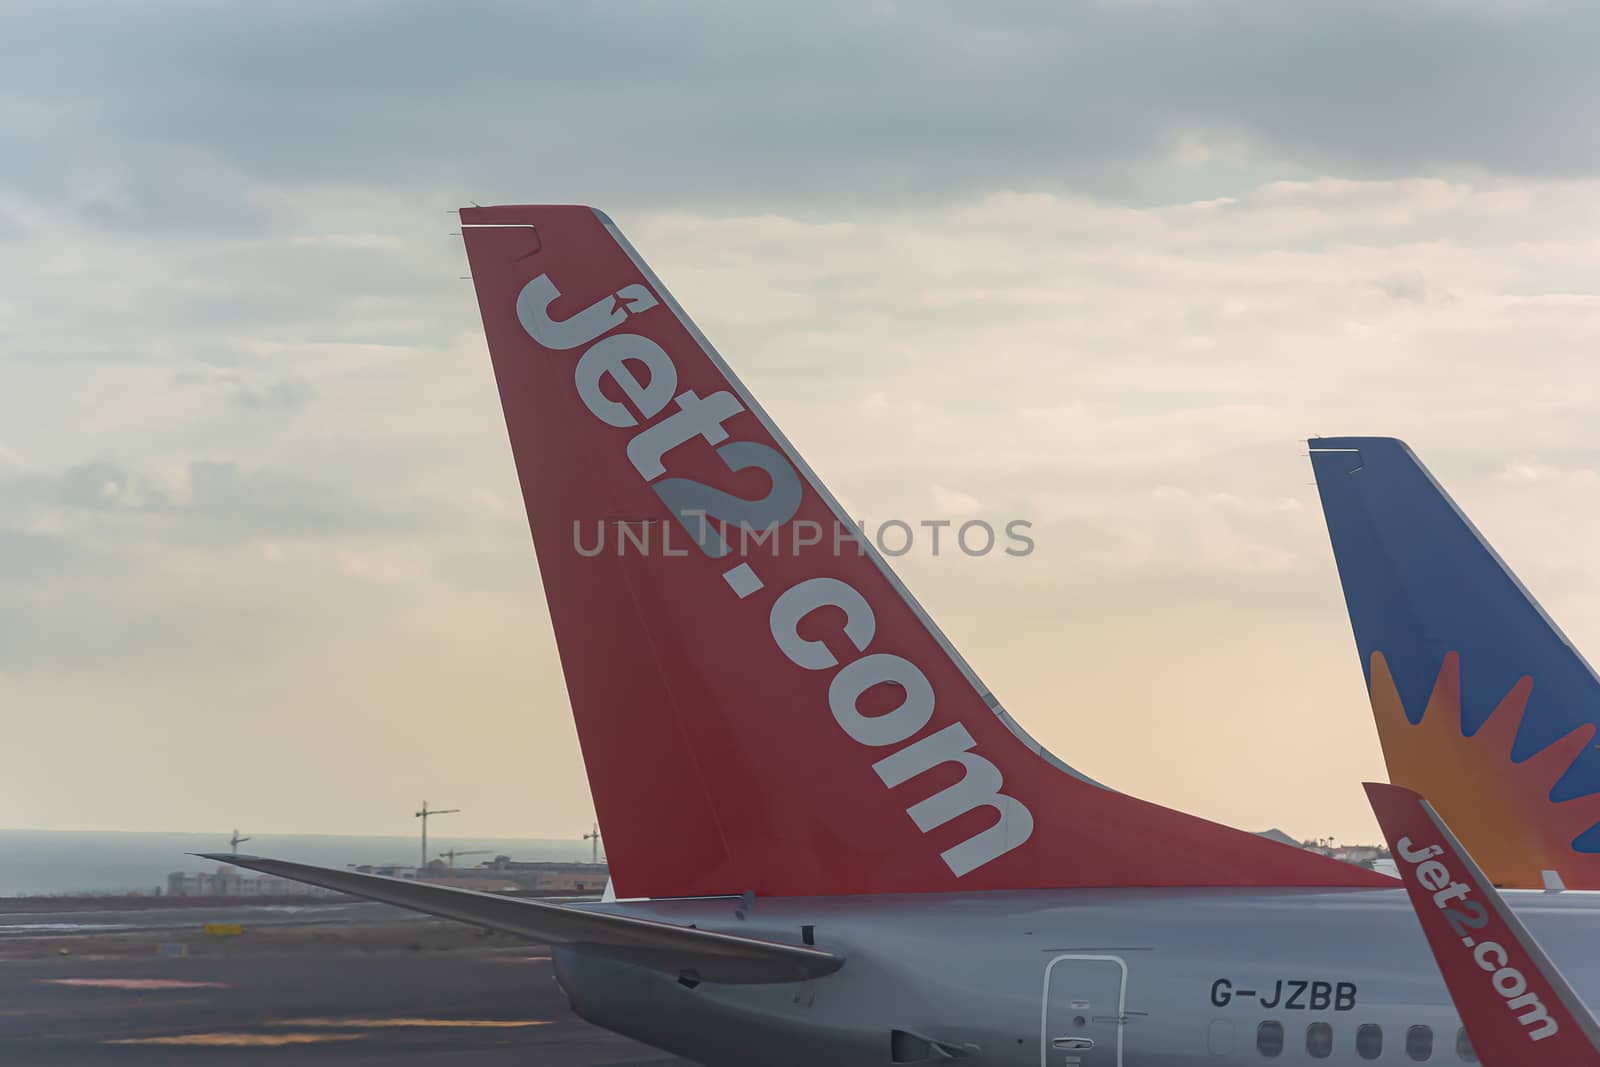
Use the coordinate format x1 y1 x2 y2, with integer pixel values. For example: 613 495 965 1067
438 848 494 869
583 821 603 865
415 801 460 869
229 829 251 856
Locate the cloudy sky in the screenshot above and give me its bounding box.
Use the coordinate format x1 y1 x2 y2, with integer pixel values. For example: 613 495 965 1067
3 1 1598 848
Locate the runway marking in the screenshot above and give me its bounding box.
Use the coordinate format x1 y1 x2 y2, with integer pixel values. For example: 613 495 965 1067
38 978 229 990
274 1017 552 1029
106 1033 365 1047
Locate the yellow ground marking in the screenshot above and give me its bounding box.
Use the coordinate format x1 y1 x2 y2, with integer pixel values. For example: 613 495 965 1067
106 1033 365 1047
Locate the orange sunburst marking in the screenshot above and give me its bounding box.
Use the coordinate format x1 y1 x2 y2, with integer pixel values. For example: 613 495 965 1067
1369 650 1600 889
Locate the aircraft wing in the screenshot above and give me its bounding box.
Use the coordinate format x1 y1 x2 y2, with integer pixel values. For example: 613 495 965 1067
193 853 841 985
1364 784 1600 1065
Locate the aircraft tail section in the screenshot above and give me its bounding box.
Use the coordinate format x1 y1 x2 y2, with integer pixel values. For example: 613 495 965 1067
459 205 1387 898
1366 783 1600 1066
1311 438 1600 888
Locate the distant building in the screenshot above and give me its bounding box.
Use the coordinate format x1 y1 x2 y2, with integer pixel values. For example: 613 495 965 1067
422 875 524 892
1329 845 1384 867
487 859 609 893
350 863 418 880
410 858 609 894
166 864 338 898
166 858 608 898
1255 830 1388 869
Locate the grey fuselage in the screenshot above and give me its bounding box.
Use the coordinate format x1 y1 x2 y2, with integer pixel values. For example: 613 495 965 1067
555 886 1600 1066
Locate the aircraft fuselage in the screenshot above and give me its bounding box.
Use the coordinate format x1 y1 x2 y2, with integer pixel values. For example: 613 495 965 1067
558 886 1600 1066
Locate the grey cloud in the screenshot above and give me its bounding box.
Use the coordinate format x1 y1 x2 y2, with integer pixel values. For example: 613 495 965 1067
232 377 315 412
57 461 154 511
0 528 84 583
4 7 1599 839
41 458 422 543
0 451 449 675
173 367 317 413
175 459 427 541
0 227 452 383
0 566 298 674
4 0 1599 227
188 460 333 534
1375 270 1429 302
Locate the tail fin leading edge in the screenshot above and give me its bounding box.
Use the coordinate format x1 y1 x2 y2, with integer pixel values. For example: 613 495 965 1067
1312 438 1600 888
460 205 1386 898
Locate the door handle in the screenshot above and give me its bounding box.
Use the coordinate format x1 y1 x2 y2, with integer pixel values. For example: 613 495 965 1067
1052 1037 1094 1049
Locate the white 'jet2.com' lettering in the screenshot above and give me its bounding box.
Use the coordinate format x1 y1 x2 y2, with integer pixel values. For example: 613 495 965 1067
517 270 1035 877
1395 836 1559 1042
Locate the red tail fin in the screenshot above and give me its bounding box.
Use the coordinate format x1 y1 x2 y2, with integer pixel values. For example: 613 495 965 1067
460 205 1388 897
1366 782 1600 1066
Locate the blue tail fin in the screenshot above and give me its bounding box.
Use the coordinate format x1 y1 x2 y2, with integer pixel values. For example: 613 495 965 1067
1311 437 1600 888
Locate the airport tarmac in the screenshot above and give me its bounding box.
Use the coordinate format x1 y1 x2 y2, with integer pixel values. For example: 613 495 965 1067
0 910 691 1065
0 899 412 940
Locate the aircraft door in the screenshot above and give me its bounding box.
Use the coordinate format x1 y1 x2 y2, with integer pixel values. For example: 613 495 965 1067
1042 954 1126 1067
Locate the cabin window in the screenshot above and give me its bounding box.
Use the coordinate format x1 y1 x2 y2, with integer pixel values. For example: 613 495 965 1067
1305 1021 1333 1058
1406 1024 1434 1061
1256 1020 1284 1058
1455 1028 1477 1062
1355 1023 1383 1060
